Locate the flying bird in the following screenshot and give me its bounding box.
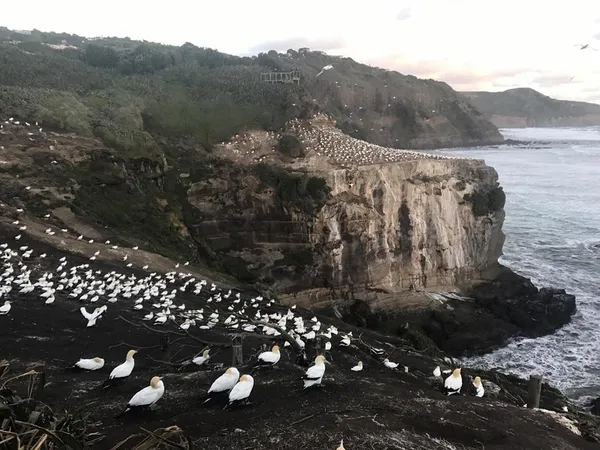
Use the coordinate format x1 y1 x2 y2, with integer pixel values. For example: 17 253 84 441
226 374 254 409
444 368 463 396
116 376 165 417
316 64 334 77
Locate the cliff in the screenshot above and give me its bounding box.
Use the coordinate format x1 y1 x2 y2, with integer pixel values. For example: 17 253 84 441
0 114 575 356
463 88 600 128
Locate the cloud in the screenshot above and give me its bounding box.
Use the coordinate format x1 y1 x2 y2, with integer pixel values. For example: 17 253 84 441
366 54 522 90
248 37 348 54
396 7 412 21
594 32 600 40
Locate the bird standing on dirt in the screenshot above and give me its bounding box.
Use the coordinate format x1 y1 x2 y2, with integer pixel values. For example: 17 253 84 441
204 367 240 403
302 355 329 390
225 374 254 409
73 357 104 371
116 376 165 417
255 345 281 367
444 368 463 396
101 349 137 388
336 439 346 450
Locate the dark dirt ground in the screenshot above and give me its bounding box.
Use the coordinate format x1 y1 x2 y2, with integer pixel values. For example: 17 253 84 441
1 226 599 450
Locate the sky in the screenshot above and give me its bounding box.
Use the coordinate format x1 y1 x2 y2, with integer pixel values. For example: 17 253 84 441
2 0 600 103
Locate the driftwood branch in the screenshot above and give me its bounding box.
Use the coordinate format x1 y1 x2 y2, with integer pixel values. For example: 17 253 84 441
117 315 230 348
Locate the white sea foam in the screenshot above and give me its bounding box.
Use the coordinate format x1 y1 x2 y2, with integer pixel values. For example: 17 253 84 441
437 128 600 404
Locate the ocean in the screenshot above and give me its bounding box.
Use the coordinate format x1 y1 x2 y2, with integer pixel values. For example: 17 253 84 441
439 127 600 405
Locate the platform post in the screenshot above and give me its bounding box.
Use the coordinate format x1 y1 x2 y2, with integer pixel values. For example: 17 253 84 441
527 375 542 409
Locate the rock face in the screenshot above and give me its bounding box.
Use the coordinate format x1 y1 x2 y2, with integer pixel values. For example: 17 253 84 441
462 88 600 128
0 117 576 356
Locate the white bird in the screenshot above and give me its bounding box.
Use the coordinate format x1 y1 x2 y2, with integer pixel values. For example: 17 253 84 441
256 345 281 366
351 361 363 372
303 355 329 389
383 358 399 369
336 439 345 450
227 374 254 407
119 376 165 416
192 349 210 367
433 366 442 377
473 376 484 398
104 350 137 386
74 357 105 371
0 301 11 315
80 305 107 327
316 64 334 77
206 367 240 400
444 368 463 396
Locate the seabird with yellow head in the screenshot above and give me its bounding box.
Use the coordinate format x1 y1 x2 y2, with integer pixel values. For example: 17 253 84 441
73 356 105 371
444 368 462 396
101 349 137 388
192 349 211 367
255 344 281 367
116 376 165 417
204 367 240 403
302 355 329 390
225 374 255 409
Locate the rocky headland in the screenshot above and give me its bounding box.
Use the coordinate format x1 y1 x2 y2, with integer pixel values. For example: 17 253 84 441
0 27 596 449
462 88 600 128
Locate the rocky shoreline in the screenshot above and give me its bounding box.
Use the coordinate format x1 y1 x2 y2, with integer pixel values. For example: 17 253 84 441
321 264 576 358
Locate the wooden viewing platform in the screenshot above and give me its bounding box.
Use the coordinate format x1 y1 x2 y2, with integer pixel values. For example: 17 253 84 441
260 69 301 84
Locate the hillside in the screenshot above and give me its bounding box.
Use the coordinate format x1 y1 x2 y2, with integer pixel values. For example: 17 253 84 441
462 88 600 128
0 26 502 152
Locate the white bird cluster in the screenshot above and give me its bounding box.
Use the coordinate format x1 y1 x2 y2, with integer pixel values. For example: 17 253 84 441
284 114 470 167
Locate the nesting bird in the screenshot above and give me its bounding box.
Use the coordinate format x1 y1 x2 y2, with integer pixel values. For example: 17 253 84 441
444 368 463 396
255 344 281 367
302 355 329 390
383 358 399 369
117 376 165 417
351 361 363 372
192 349 211 367
73 357 105 371
102 349 137 388
226 374 254 409
0 300 11 315
205 367 240 403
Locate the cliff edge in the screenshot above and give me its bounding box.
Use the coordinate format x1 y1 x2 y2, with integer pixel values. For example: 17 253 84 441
0 114 575 357
463 88 600 128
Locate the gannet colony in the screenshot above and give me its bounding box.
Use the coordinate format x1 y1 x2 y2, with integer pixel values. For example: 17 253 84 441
0 116 588 449
222 113 477 167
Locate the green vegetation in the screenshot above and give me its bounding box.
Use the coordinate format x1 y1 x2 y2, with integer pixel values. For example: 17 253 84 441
463 186 506 217
0 31 303 156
